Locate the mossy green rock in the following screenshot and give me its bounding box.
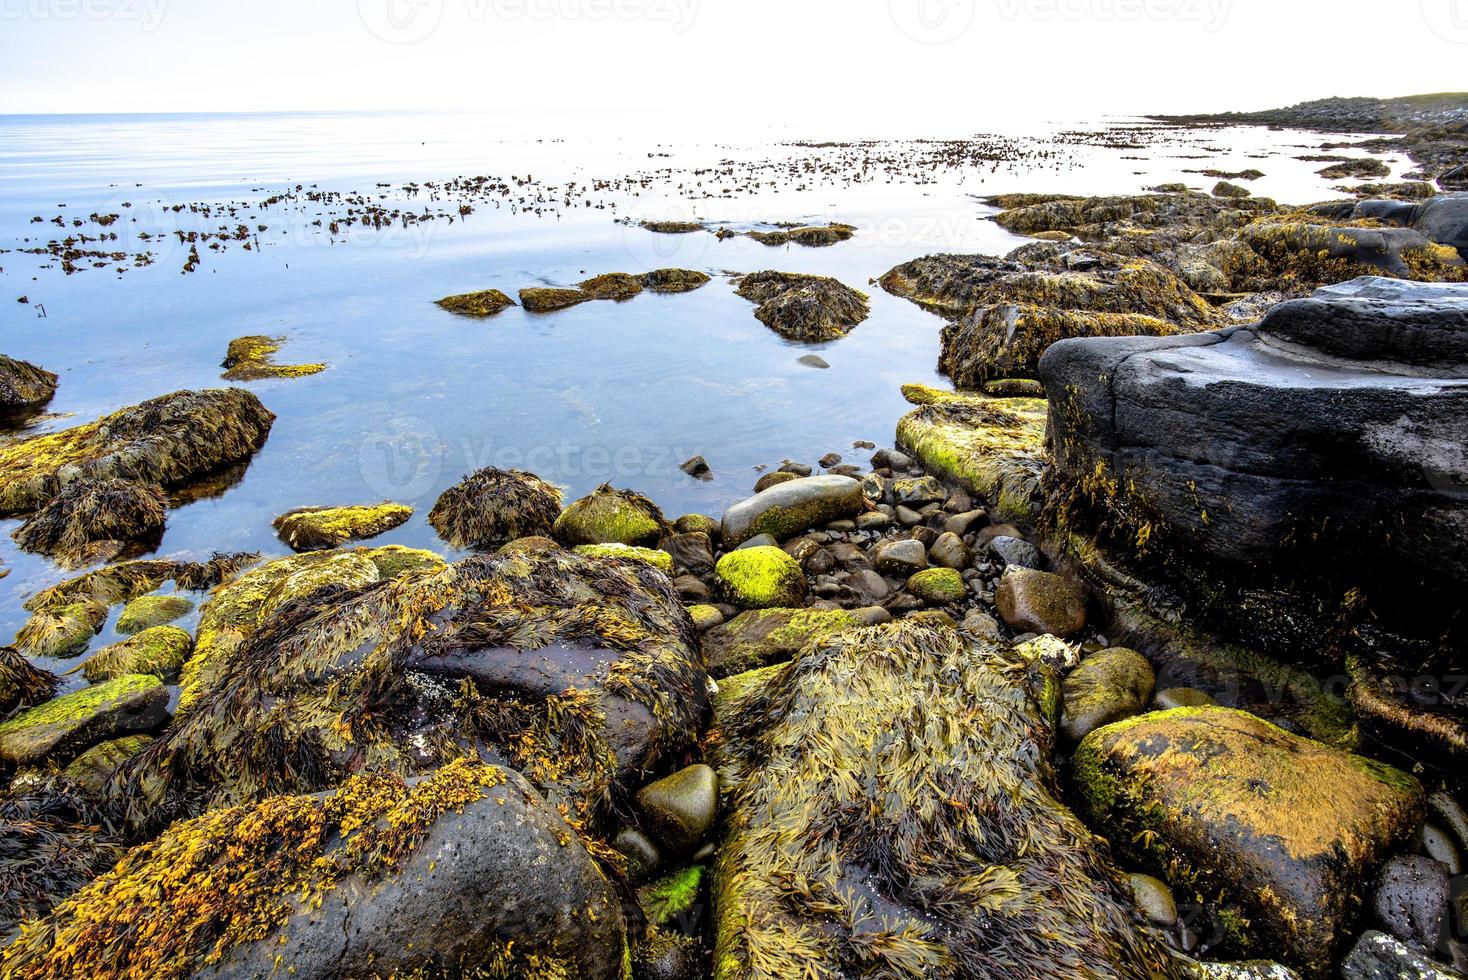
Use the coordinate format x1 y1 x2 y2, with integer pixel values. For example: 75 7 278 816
81 626 193 683
701 607 860 678
434 288 516 317
0 674 167 768
907 567 967 605
573 543 674 575
687 604 725 632
1060 647 1155 744
63 734 154 796
519 286 594 313
638 864 706 928
272 502 413 552
115 594 194 635
637 764 718 855
895 386 1048 524
719 475 864 548
1072 707 1424 978
553 483 666 548
714 547 807 610
711 621 1181 979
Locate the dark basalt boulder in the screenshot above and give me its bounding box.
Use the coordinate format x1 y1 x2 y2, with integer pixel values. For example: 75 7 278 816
116 548 708 836
2 761 627 980
710 620 1184 980
1041 277 1468 750
1317 192 1468 257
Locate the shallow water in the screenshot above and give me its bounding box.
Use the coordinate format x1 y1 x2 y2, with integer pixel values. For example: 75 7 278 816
0 110 1405 675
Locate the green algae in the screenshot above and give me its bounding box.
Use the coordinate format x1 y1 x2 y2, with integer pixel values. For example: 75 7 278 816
572 544 674 575
220 335 326 381
713 548 806 610
272 502 414 551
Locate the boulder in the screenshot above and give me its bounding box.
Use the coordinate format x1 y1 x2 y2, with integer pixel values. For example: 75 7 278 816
895 385 1048 524
127 549 706 836
115 594 193 634
928 530 974 569
62 734 154 797
573 543 675 574
719 475 864 547
711 621 1184 979
1072 707 1424 977
553 483 667 548
0 353 58 412
434 288 516 317
1371 854 1453 953
907 566 966 605
637 764 718 855
80 626 192 683
661 531 715 575
580 271 645 300
1341 931 1465 980
429 467 562 550
0 388 275 516
1238 221 1463 283
872 537 927 576
272 502 413 551
700 607 861 678
519 286 594 312
643 268 712 293
713 547 806 610
1042 277 1468 718
734 271 870 341
1061 647 1156 744
1 761 628 980
995 568 1087 637
0 674 168 769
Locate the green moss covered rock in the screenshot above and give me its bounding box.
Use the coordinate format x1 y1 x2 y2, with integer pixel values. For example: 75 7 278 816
2 760 628 980
435 288 516 317
1072 707 1423 977
701 607 861 678
711 621 1181 979
573 543 674 575
80 626 193 683
519 286 594 313
62 734 154 796
0 674 168 769
552 483 666 548
713 547 807 610
272 502 413 551
1060 647 1155 744
639 864 706 928
115 594 194 635
907 566 967 605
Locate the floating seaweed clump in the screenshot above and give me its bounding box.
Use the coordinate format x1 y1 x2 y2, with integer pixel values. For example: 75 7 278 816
735 270 870 342
428 468 563 550
121 548 706 838
220 335 326 381
641 268 710 293
272 502 414 551
711 620 1183 980
0 389 275 515
0 354 59 411
12 479 168 568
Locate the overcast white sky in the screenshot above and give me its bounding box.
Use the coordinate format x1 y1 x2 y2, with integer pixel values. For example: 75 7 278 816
2 0 1465 127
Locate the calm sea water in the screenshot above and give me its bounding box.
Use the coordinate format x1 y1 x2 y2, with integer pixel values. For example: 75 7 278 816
0 110 1401 672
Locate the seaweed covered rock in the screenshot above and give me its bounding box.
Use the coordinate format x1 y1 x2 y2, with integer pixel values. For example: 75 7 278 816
0 647 59 718
745 222 856 247
734 271 870 342
2 760 628 980
1238 221 1465 283
553 483 666 548
428 467 562 550
700 607 861 678
80 626 192 683
177 545 444 712
941 305 1185 385
895 385 1048 523
0 354 58 413
711 621 1182 980
0 781 125 938
115 594 193 634
12 555 255 660
713 547 806 610
642 268 711 293
572 543 674 574
1041 277 1468 710
220 336 326 381
62 735 153 797
1072 707 1424 977
0 388 274 515
434 288 516 317
519 286 594 313
11 479 167 567
719 475 864 548
120 549 707 836
0 675 168 769
580 271 645 300
272 502 413 551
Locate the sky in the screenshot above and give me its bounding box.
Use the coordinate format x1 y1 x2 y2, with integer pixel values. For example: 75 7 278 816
1 0 1466 129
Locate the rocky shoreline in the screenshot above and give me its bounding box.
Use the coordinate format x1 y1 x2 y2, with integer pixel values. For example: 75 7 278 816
2 141 1468 978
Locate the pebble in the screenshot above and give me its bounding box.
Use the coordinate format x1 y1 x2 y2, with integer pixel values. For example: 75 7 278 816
944 510 989 536
1129 873 1179 928
797 354 830 368
613 828 662 882
819 453 842 468
680 455 712 479
871 448 914 471
1420 823 1463 875
753 471 797 493
928 532 973 570
778 461 813 477
873 538 927 576
735 533 779 550
1371 854 1451 951
856 512 893 531
989 536 1045 570
637 764 719 856
895 505 923 526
